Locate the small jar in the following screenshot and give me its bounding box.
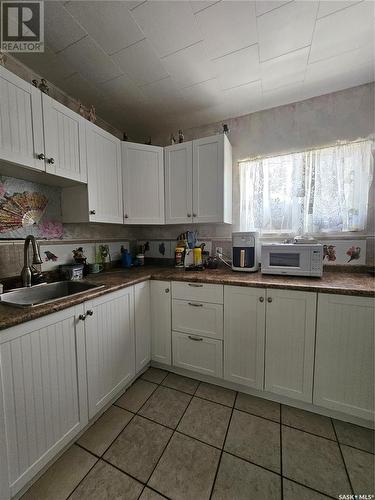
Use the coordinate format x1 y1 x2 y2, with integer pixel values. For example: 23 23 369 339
136 254 145 266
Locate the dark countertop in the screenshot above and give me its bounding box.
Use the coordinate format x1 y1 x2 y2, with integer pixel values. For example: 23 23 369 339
0 266 373 331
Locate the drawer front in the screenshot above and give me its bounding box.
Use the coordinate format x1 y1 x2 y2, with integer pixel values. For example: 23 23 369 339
172 281 223 304
172 331 223 378
172 299 223 339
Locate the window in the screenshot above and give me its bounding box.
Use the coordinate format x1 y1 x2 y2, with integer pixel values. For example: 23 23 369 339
239 140 374 235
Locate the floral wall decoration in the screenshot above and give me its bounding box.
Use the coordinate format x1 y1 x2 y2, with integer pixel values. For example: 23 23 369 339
0 176 63 239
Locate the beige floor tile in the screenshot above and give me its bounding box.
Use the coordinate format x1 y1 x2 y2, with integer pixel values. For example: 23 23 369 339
69 460 143 500
116 379 157 413
236 393 280 422
178 397 231 448
22 445 97 500
139 487 168 500
211 452 281 500
341 444 375 494
283 479 332 499
78 405 133 456
139 386 191 428
282 426 351 497
333 420 374 454
161 373 199 395
141 367 169 384
282 406 335 440
224 409 280 473
104 415 172 483
195 382 236 407
148 432 220 500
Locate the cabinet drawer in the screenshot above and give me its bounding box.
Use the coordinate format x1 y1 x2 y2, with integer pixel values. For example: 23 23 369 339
172 299 223 339
172 331 223 378
172 281 223 304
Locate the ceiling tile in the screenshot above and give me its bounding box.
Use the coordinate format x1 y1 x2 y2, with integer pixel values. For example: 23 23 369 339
112 39 169 85
309 1 374 63
44 1 86 53
219 79 263 117
261 46 309 91
190 1 219 14
255 1 291 17
59 36 123 84
59 72 103 106
317 0 362 19
99 74 147 105
195 0 257 59
212 44 260 90
131 0 202 57
161 41 215 88
15 46 75 83
181 78 222 109
65 1 144 55
139 76 184 106
258 1 318 61
262 81 303 110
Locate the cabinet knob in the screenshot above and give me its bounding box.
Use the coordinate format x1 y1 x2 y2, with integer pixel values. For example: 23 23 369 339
86 309 94 316
267 297 272 303
187 213 191 218
124 214 128 219
259 297 264 302
47 157 55 164
79 314 86 321
89 210 96 215
165 288 170 293
192 213 197 217
37 153 45 160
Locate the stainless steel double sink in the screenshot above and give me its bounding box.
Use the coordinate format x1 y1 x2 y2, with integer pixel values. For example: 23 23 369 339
0 281 104 308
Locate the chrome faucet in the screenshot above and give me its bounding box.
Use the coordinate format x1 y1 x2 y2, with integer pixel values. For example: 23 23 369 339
21 235 43 287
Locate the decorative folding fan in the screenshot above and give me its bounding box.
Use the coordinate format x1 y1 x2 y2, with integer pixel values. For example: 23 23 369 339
0 191 48 233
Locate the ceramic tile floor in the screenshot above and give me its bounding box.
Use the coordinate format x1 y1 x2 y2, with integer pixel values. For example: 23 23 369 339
22 368 375 500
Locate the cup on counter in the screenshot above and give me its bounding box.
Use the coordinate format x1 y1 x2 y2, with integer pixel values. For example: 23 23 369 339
88 263 103 274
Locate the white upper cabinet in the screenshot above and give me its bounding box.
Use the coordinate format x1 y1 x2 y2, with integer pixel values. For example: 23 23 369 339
314 294 374 421
122 142 164 224
192 134 232 224
264 289 316 403
0 65 44 172
165 142 193 224
165 134 232 224
42 94 87 183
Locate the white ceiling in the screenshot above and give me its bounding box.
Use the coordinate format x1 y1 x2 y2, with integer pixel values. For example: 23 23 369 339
15 0 375 139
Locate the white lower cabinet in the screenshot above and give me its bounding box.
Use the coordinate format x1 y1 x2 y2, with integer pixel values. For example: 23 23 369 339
151 281 172 365
172 299 223 340
224 286 266 389
135 281 151 373
85 287 135 419
314 294 374 421
264 289 317 403
0 306 88 500
172 331 223 378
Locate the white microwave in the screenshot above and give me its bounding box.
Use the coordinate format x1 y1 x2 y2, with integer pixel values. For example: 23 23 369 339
261 243 323 277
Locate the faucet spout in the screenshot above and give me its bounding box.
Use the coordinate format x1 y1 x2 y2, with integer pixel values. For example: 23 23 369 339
21 235 43 287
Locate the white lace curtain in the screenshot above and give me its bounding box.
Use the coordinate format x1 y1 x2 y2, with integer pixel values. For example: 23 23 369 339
239 140 374 235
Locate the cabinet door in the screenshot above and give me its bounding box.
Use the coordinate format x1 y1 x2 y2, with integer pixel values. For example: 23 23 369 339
224 286 266 389
172 299 223 340
42 94 87 182
314 294 374 421
165 142 193 224
85 288 135 418
265 289 316 402
0 306 87 499
86 122 122 223
0 65 44 171
122 142 164 224
151 281 171 365
135 281 151 373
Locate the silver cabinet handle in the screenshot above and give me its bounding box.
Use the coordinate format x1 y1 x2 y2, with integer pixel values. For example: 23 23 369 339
188 283 203 287
188 302 203 307
86 309 94 316
37 153 45 160
259 297 264 302
267 297 272 303
124 214 128 218
47 157 55 164
89 210 96 215
79 314 86 321
165 288 170 293
188 336 203 341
